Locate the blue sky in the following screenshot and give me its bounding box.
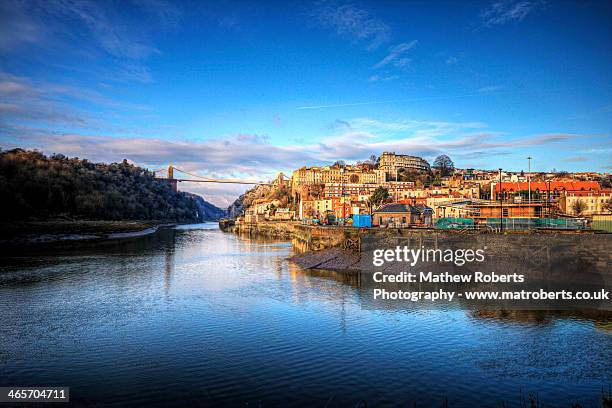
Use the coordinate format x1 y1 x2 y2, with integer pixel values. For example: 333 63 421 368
1 0 611 205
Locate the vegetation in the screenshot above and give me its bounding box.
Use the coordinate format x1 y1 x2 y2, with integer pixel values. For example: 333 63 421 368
571 199 587 216
433 154 454 176
0 148 203 222
227 179 293 218
369 187 390 208
397 168 433 187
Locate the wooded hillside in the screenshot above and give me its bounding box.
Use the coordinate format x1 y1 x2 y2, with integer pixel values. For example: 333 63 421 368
0 148 208 222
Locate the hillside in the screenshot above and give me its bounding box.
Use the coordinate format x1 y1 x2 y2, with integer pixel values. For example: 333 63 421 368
0 148 222 222
227 181 292 218
184 192 227 221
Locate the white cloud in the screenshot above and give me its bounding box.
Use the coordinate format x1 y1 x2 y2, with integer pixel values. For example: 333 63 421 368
477 85 505 93
481 0 545 27
368 74 399 82
0 70 149 129
0 0 184 83
1 117 579 206
373 40 417 69
312 1 391 50
445 56 459 65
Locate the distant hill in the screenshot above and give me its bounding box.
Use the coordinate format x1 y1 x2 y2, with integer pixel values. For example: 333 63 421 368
0 148 222 222
184 192 227 221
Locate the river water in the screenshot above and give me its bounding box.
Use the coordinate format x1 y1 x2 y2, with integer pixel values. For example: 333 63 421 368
1 223 610 407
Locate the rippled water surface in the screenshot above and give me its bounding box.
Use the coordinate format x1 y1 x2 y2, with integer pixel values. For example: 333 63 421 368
1 223 610 407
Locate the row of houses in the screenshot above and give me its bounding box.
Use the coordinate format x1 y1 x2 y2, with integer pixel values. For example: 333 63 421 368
238 154 611 227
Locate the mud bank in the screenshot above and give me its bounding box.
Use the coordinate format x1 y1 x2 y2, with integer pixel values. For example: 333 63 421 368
288 247 361 272
0 221 176 247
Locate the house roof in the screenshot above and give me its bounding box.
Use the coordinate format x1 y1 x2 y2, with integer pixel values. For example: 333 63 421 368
494 181 600 193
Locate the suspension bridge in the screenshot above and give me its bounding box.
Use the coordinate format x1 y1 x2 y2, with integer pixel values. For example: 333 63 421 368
151 165 285 191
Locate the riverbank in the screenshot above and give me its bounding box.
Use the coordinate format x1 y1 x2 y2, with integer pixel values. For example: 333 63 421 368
288 247 362 271
224 220 612 276
0 220 177 247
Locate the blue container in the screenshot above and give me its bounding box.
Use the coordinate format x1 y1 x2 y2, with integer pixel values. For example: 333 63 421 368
352 214 372 228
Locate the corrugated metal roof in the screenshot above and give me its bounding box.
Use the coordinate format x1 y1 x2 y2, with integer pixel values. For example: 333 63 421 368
374 203 433 214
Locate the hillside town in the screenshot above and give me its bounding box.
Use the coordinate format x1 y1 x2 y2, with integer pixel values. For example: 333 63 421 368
234 152 612 232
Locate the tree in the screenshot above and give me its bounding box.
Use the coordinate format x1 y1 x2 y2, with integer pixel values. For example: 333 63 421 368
398 168 432 186
333 160 346 167
0 148 202 222
309 183 325 199
571 199 587 216
369 187 389 208
267 203 276 216
602 198 612 213
433 154 454 176
432 174 442 186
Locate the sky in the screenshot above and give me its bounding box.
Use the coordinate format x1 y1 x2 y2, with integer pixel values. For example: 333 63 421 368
0 0 611 207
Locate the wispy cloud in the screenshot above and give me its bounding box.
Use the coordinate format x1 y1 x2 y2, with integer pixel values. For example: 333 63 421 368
346 117 486 138
311 1 391 50
0 71 149 129
368 74 399 82
477 85 505 93
1 114 581 206
0 0 41 52
481 0 545 27
562 156 588 163
445 56 459 65
296 90 504 110
0 0 184 83
373 40 417 69
329 119 352 130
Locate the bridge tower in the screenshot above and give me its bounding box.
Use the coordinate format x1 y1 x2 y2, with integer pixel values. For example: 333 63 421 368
167 164 177 192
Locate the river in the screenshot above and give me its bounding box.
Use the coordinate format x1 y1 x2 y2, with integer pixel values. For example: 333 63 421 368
1 223 610 407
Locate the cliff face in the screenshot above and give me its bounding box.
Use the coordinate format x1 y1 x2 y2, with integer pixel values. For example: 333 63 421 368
184 193 227 221
227 196 245 219
226 183 274 219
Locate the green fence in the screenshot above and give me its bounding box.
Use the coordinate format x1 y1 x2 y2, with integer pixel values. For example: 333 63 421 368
485 218 588 230
434 217 589 231
434 217 474 229
592 219 612 233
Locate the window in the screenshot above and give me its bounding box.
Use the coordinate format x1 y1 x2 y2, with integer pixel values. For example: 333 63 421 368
402 216 407 223
502 209 509 217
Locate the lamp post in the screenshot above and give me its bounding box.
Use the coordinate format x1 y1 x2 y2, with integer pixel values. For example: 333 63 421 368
526 156 532 203
499 168 503 233
547 179 552 217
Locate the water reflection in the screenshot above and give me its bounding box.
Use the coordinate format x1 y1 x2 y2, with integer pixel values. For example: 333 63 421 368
0 223 610 408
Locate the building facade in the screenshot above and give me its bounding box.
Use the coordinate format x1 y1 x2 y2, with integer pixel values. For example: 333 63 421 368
378 151 431 174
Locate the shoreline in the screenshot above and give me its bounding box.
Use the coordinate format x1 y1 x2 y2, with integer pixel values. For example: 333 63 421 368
0 220 180 247
288 247 362 272
223 220 612 274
